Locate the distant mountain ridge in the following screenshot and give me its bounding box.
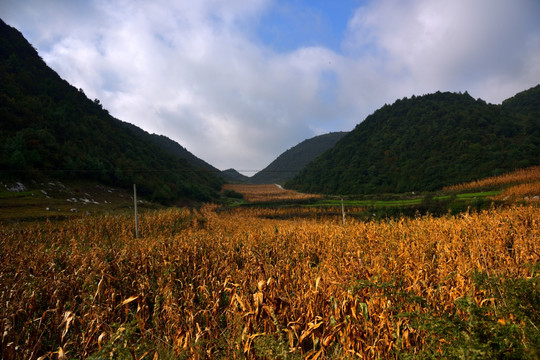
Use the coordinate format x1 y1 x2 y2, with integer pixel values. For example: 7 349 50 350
0 19 223 203
501 84 540 118
248 132 348 184
118 122 222 174
118 124 250 183
287 88 540 194
222 168 250 183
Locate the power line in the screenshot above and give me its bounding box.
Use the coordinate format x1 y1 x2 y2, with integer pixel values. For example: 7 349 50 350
1 168 315 174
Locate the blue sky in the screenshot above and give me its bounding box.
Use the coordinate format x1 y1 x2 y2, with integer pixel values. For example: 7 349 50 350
257 0 364 53
1 0 540 173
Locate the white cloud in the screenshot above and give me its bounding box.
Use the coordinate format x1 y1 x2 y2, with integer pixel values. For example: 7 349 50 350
344 0 540 102
1 0 539 173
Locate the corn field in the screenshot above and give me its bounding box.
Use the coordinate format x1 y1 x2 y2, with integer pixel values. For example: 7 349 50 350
222 184 321 202
444 166 540 192
496 182 540 202
1 204 539 359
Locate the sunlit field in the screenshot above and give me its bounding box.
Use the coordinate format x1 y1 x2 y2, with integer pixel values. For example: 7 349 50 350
2 202 538 359
223 183 321 202
445 166 540 201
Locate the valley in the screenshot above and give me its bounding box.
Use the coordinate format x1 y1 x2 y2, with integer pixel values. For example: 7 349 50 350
1 17 539 359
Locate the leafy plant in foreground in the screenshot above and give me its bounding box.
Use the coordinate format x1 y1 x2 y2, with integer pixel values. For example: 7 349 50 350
404 270 540 359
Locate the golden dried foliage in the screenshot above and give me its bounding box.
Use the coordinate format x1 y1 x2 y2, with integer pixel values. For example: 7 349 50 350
223 183 321 202
1 205 538 359
496 181 540 201
444 165 540 191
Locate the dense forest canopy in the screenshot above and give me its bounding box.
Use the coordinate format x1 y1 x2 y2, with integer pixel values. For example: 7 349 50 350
0 19 223 203
249 131 348 184
286 88 540 194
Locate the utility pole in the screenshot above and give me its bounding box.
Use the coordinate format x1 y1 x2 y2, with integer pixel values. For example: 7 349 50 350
134 184 139 238
341 198 345 225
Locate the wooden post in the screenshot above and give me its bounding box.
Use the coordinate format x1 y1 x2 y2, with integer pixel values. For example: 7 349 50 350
134 184 139 238
341 198 345 225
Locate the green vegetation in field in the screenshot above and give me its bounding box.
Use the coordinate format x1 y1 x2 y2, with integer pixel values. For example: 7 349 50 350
402 270 540 359
454 190 502 199
293 189 504 220
310 198 422 207
309 190 500 208
0 180 161 222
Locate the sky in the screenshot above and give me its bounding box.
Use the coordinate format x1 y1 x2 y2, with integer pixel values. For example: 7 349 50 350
2 0 540 174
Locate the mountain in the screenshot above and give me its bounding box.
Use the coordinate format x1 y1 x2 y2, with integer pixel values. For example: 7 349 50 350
222 168 250 183
119 121 222 175
286 89 540 194
501 84 540 119
119 123 253 183
249 132 348 184
0 19 223 204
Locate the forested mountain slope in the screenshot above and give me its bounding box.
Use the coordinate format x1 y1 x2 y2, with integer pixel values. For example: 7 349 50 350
286 88 540 194
501 84 540 123
221 168 250 183
249 131 348 184
118 122 223 175
0 19 223 203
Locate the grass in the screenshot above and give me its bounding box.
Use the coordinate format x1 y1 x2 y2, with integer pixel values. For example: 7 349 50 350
0 180 161 222
309 198 422 207
308 190 501 209
454 190 502 199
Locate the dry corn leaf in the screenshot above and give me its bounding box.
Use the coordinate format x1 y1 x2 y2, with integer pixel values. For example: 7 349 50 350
233 293 246 311
307 348 324 360
257 280 266 291
315 276 321 290
253 291 264 308
480 297 495 306
118 295 139 307
92 275 104 304
98 332 106 350
57 346 65 360
60 311 75 341
322 333 334 347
